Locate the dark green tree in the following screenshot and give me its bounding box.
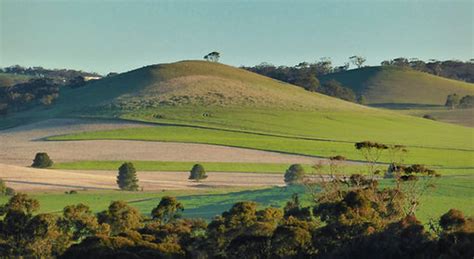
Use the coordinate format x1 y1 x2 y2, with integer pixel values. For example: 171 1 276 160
204 51 220 62
459 95 474 108
320 79 356 102
31 152 53 168
445 93 460 109
116 162 139 191
292 74 320 92
189 164 208 181
284 164 305 185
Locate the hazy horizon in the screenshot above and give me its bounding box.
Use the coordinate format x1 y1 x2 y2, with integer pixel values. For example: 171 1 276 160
1 0 472 74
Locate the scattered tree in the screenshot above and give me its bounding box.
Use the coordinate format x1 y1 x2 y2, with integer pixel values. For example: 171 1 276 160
204 51 220 62
349 55 367 68
97 200 142 234
292 74 320 92
445 93 460 109
31 152 53 168
320 79 356 102
151 196 184 224
459 95 474 108
357 95 367 105
116 162 139 191
189 164 208 181
284 164 305 185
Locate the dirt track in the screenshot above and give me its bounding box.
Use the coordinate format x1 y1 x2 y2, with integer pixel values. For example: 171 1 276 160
0 119 329 191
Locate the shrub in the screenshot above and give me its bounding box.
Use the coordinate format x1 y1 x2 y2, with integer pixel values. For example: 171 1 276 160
445 93 460 109
284 164 305 184
116 162 139 191
31 152 53 168
189 164 208 181
459 95 474 108
0 179 6 195
5 187 15 196
423 114 436 120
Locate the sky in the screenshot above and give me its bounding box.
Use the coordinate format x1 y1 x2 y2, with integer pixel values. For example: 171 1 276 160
1 0 472 74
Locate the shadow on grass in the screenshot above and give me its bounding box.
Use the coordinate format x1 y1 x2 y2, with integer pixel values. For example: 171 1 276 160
132 185 307 220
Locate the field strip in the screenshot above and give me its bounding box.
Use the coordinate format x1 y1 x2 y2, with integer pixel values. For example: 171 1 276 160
115 117 474 152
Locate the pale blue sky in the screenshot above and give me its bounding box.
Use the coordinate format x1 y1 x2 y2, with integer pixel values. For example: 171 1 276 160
1 0 472 74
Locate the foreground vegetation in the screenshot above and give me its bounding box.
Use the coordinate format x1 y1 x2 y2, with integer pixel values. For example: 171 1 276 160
0 172 471 258
0 176 471 223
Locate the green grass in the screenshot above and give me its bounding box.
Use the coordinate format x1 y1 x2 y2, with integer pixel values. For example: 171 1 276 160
54 160 313 174
0 187 254 214
1 177 471 224
53 160 474 176
399 107 474 128
321 66 474 105
48 123 474 169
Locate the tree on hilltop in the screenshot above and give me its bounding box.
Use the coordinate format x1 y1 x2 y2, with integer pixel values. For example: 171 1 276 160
204 51 220 62
349 55 367 68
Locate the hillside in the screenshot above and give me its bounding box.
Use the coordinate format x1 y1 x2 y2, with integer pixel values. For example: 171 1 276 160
1 60 473 179
320 66 474 106
1 60 372 127
2 61 473 155
0 72 35 87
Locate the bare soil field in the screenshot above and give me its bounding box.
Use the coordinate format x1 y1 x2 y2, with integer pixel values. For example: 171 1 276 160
0 163 284 191
0 119 324 166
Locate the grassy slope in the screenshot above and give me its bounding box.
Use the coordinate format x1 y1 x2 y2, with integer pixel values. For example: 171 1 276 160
401 107 474 127
320 66 474 105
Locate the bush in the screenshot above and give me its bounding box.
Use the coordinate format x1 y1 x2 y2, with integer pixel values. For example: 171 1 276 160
459 95 474 108
0 179 6 195
5 187 15 196
31 152 54 168
284 164 305 184
189 164 208 181
117 162 139 191
423 114 436 120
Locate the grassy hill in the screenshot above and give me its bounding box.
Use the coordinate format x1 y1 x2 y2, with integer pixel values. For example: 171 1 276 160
320 66 474 106
4 60 474 169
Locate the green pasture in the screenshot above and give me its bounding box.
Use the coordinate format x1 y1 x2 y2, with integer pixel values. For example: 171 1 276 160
1 176 471 224
48 123 474 169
